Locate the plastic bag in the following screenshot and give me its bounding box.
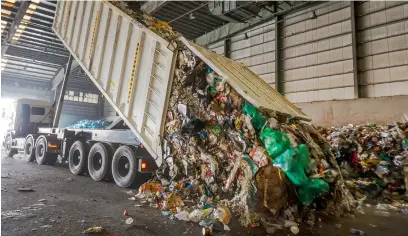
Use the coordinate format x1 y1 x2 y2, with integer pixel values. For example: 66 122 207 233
297 179 329 204
175 210 190 221
242 155 259 176
242 103 266 132
273 146 309 186
260 127 291 159
189 209 203 222
214 206 231 225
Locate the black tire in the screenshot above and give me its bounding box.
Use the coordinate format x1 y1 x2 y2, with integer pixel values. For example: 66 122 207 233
112 146 139 188
23 136 35 162
88 142 112 181
4 134 14 157
68 141 88 175
35 137 48 165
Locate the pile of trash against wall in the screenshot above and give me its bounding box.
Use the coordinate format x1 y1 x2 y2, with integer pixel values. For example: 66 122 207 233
110 1 359 233
131 46 357 232
320 123 408 205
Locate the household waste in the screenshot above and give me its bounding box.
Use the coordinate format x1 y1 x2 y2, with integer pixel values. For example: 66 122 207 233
111 1 358 233
66 119 112 129
319 123 408 206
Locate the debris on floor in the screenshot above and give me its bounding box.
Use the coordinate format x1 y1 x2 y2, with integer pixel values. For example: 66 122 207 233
83 226 105 234
17 187 34 192
319 123 408 206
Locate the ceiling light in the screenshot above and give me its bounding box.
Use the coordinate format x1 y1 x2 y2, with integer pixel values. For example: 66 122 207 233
5 0 16 3
189 13 196 20
29 3 38 10
31 0 40 4
1 9 12 15
3 3 14 8
23 15 32 20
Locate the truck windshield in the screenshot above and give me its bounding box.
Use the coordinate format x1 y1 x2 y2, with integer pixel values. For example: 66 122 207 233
31 107 45 115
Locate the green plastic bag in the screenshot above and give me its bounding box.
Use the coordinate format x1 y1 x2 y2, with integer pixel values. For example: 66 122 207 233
273 144 330 204
260 127 291 159
242 155 259 177
298 179 330 204
242 103 266 132
272 145 309 186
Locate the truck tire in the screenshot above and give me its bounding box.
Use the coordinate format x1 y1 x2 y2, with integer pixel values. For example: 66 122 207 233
4 134 14 157
23 136 35 162
35 137 48 165
88 142 111 181
112 146 139 188
68 141 88 175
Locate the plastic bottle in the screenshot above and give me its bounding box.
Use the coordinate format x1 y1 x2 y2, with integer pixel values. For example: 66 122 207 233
350 228 365 235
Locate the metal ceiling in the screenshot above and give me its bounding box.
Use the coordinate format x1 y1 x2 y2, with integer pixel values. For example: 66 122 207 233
1 0 312 91
1 0 69 86
150 1 308 39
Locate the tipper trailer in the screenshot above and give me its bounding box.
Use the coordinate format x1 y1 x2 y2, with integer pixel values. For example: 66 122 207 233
3 1 308 188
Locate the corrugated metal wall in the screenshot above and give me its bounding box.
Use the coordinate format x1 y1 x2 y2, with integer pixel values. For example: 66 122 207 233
229 21 276 88
55 66 102 127
208 21 276 88
356 1 408 97
206 1 408 104
208 41 225 56
103 97 118 118
281 2 354 103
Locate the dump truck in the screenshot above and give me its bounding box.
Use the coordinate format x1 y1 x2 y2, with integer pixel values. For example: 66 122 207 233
3 1 307 188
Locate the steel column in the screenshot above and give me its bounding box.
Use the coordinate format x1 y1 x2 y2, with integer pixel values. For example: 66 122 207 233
224 38 231 58
52 55 74 128
350 1 359 98
274 15 283 94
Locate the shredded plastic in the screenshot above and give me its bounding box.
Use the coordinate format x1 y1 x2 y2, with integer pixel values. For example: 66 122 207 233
66 119 112 129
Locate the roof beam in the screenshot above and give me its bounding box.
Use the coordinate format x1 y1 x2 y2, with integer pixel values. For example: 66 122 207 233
141 1 168 14
194 2 312 46
1 1 31 57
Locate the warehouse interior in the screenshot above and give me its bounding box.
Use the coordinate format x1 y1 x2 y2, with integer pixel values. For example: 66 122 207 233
1 1 408 236
2 1 407 127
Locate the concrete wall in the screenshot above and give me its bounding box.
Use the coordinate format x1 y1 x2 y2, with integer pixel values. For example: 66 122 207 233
296 95 408 127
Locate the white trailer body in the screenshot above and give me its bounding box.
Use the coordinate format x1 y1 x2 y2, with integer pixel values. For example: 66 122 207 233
53 1 177 167
52 1 308 169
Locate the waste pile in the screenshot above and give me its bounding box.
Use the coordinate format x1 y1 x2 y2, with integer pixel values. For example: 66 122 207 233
319 123 408 205
66 119 112 129
111 1 358 233
132 51 357 233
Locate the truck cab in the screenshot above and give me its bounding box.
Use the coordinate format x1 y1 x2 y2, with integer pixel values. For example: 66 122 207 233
3 99 53 157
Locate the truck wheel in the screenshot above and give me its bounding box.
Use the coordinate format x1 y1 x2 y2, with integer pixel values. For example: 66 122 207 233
35 137 48 165
88 142 111 181
23 136 35 162
112 146 139 188
5 134 14 157
68 141 88 175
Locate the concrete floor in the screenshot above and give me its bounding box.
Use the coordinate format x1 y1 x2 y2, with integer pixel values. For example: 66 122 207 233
1 153 408 236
